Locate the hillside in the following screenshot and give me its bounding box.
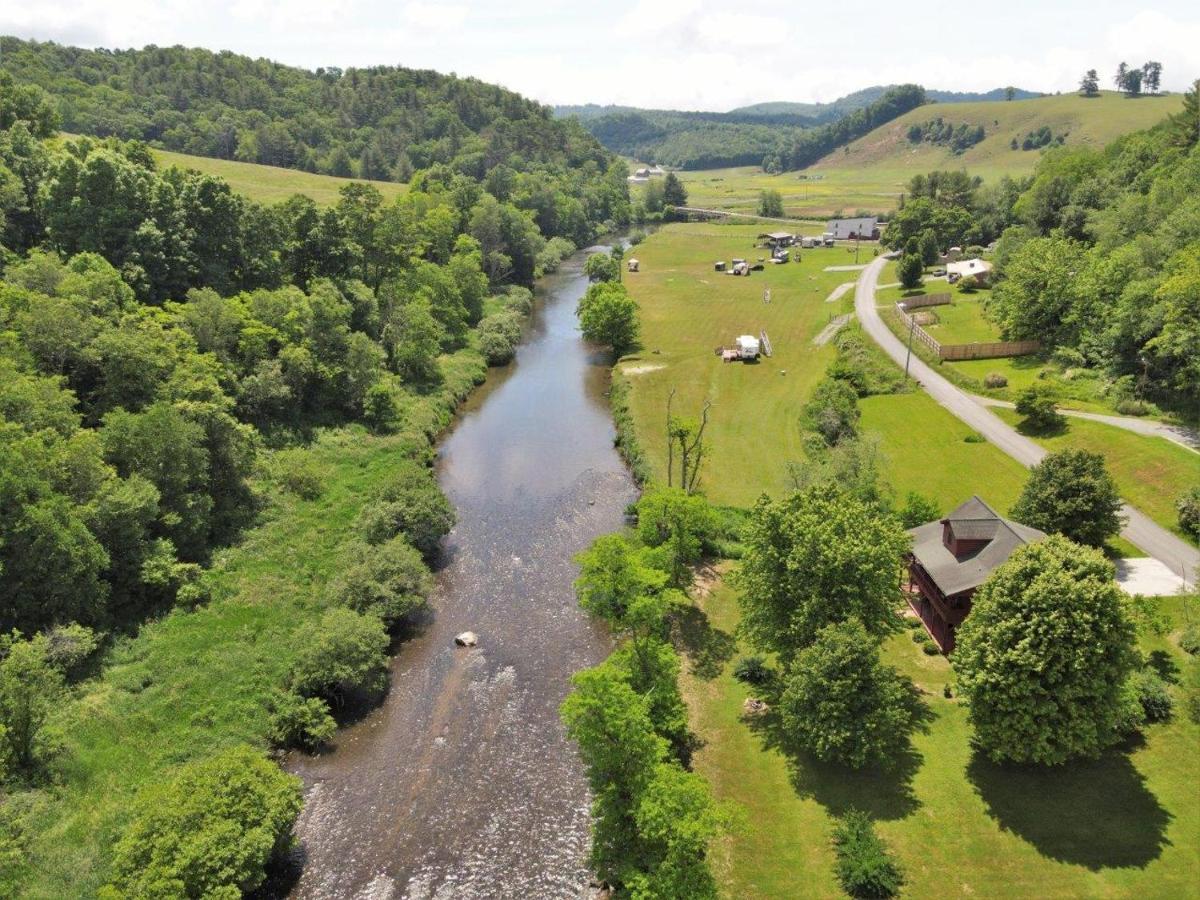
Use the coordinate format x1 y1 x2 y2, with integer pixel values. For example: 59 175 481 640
811 90 1184 176
730 85 1040 118
151 146 407 205
0 36 612 184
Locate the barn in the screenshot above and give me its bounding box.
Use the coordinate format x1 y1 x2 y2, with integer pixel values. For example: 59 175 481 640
825 216 879 240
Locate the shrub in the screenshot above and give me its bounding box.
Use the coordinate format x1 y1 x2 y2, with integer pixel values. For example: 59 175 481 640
102 746 302 899
831 810 904 898
732 655 771 685
911 630 924 643
921 641 940 655
801 377 861 446
273 448 325 500
289 607 390 703
1115 398 1151 417
268 692 337 751
503 286 534 315
897 491 939 528
43 623 102 679
477 309 524 366
327 536 432 628
1130 669 1174 723
1014 384 1064 432
356 462 455 558
904 617 923 630
957 275 979 293
1177 486 1200 540
1114 678 1147 734
983 372 1008 388
363 382 400 433
1185 663 1200 725
963 431 986 443
1179 623 1200 655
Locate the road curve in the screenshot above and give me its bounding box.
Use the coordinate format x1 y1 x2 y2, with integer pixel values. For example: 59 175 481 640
853 255 1199 582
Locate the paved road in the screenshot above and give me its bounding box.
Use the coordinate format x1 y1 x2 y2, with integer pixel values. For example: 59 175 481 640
974 396 1199 453
854 255 1199 583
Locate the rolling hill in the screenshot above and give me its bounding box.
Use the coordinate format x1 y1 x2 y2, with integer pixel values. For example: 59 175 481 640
810 90 1184 176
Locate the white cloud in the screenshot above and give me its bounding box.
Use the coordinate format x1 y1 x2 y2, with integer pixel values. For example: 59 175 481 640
403 2 469 31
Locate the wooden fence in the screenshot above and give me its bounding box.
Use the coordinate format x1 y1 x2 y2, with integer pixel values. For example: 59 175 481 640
892 304 1041 361
939 340 1041 360
898 293 951 310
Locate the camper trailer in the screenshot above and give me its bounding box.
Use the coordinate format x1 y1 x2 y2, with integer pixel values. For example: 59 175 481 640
735 335 761 359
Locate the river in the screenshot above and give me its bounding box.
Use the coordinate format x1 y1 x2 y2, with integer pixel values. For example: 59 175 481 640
288 245 638 899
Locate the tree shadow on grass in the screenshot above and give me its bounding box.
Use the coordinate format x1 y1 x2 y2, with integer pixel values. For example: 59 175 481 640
670 604 736 680
743 688 932 822
1146 649 1180 684
966 745 1172 870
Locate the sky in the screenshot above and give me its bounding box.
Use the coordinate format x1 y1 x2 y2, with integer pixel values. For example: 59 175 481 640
3 1 1199 110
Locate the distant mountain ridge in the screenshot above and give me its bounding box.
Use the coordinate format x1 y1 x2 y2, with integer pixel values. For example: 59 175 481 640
553 85 1043 170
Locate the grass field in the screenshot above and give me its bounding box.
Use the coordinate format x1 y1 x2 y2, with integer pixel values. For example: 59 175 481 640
618 223 865 506
674 92 1182 219
681 575 1200 899
152 147 407 205
993 408 1200 545
621 223 1030 514
12 352 486 897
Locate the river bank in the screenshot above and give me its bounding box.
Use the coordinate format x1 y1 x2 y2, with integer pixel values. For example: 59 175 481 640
287 245 639 898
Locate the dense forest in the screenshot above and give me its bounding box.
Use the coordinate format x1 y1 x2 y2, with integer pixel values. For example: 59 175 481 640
885 81 1200 414
0 37 610 183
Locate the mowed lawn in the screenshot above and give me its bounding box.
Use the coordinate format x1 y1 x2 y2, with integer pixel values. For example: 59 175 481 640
620 222 868 506
621 223 1030 513
993 408 1200 545
681 576 1200 899
152 147 408 205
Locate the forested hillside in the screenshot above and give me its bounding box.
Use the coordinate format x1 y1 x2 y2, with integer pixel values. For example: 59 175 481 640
0 60 631 895
885 81 1200 414
0 36 610 184
556 84 1030 170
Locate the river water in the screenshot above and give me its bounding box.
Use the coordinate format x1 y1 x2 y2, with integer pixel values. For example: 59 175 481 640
288 246 638 899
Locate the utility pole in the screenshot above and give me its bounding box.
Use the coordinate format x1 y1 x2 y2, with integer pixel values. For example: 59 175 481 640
904 314 916 381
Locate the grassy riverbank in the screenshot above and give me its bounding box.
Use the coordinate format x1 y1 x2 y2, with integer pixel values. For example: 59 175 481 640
11 351 487 897
681 574 1200 899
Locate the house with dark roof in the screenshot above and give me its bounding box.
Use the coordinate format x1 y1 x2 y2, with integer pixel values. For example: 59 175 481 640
905 496 1046 652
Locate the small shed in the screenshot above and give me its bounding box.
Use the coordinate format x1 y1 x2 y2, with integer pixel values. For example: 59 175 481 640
946 258 993 285
758 231 796 249
627 258 640 273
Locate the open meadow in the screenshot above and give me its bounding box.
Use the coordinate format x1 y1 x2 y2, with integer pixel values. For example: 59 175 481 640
620 222 1031 513
152 147 408 205
680 573 1200 899
671 92 1183 219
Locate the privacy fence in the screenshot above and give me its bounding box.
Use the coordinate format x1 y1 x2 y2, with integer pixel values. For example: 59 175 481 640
893 298 1041 362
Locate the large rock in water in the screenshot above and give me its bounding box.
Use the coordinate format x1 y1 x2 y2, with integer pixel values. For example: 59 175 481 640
454 631 478 647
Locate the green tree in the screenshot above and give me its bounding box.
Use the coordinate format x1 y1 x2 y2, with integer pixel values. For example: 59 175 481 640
1079 69 1100 97
897 252 924 290
574 533 669 629
662 172 687 207
757 189 784 218
736 487 908 663
636 486 716 589
577 281 639 354
102 745 302 899
267 692 337 751
0 634 65 771
780 621 923 769
989 235 1087 345
917 229 939 266
1010 449 1124 547
955 536 1137 764
289 607 390 704
831 810 905 899
584 251 620 283
1013 384 1065 432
